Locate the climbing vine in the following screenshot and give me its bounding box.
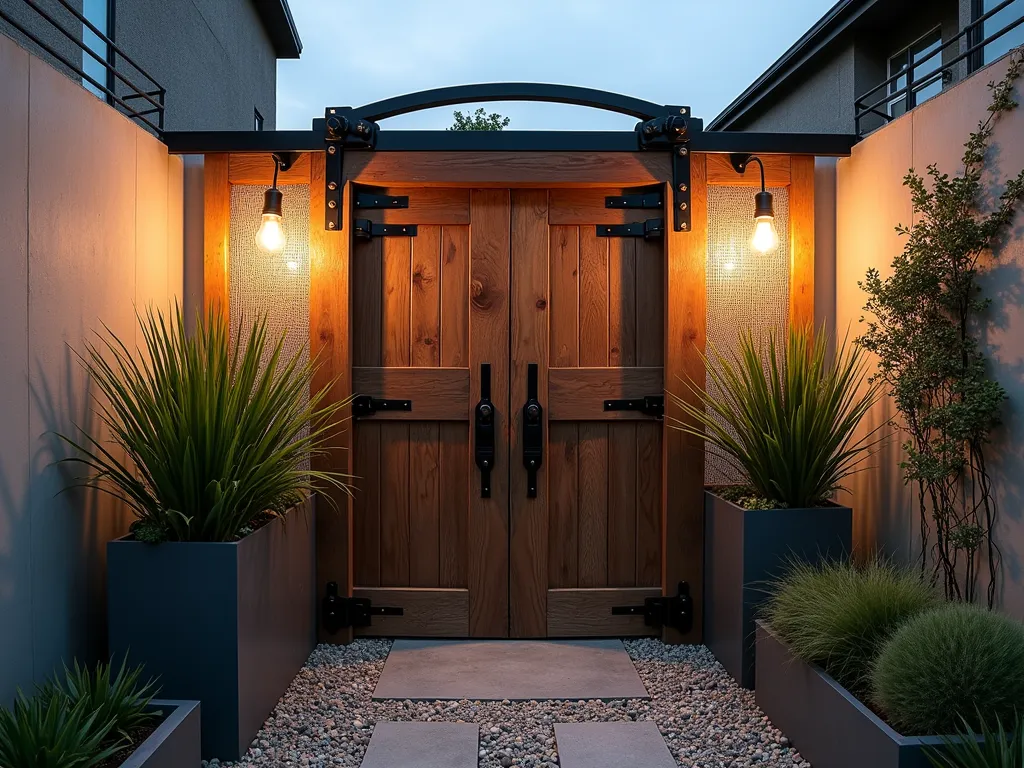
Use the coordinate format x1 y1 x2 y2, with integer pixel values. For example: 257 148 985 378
858 51 1024 606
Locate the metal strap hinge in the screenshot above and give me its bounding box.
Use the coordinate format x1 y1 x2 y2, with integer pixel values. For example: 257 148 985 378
603 395 664 419
354 219 418 240
611 582 693 631
596 218 663 240
321 582 403 633
605 191 663 209
355 192 409 209
352 395 413 418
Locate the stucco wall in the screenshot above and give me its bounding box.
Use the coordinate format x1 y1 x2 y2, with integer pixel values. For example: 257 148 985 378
0 32 183 707
835 52 1024 616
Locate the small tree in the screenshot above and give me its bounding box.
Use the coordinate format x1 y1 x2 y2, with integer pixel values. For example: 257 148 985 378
448 107 510 131
858 51 1024 606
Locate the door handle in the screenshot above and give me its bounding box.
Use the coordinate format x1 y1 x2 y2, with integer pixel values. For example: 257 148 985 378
474 363 496 498
522 363 543 498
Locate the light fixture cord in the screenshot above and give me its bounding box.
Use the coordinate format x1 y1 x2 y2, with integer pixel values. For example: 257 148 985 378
748 156 766 192
272 157 281 189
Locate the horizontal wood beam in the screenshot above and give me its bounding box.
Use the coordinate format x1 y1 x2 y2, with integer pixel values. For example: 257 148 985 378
353 588 469 637
706 154 790 187
352 367 470 421
547 588 661 637
229 153 312 185
548 367 663 421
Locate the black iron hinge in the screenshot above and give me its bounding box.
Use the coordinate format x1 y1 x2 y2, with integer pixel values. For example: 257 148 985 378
321 582 403 634
352 395 412 418
603 395 664 419
605 191 662 210
355 192 409 209
596 218 663 240
612 582 694 632
323 107 379 231
635 107 696 233
353 219 418 240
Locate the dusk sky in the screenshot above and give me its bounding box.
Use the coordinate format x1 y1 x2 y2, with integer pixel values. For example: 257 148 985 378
276 0 837 131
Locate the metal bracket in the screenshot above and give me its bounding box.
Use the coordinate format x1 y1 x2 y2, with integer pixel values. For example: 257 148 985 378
355 192 409 209
474 363 496 499
605 191 662 210
323 107 379 231
603 395 664 419
353 220 418 240
352 395 412 418
321 582 403 634
522 363 543 499
596 219 663 240
635 107 693 232
612 581 694 632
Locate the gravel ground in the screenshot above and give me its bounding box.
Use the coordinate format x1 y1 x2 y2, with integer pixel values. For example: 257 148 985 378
209 639 808 768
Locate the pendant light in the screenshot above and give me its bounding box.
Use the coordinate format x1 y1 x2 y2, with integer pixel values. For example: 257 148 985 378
730 153 779 254
256 152 298 255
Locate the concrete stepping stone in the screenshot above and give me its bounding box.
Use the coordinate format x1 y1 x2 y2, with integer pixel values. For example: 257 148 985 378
360 721 478 768
372 639 648 701
554 722 676 768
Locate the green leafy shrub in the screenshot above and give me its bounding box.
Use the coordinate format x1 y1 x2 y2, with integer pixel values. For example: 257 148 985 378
763 559 937 697
926 712 1024 768
872 604 1024 735
669 324 882 508
0 692 118 768
40 657 158 743
59 305 353 542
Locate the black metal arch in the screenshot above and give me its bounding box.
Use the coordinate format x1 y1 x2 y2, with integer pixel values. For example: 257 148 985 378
350 82 675 123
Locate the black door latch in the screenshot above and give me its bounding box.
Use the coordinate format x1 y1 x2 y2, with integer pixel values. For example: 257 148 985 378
474 363 496 498
612 581 694 632
522 363 543 498
321 582 403 634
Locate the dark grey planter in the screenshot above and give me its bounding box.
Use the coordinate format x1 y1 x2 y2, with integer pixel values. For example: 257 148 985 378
120 700 201 768
755 621 965 768
704 490 851 688
108 500 316 761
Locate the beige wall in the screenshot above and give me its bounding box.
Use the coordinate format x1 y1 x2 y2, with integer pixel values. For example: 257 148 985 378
836 52 1024 617
0 32 183 706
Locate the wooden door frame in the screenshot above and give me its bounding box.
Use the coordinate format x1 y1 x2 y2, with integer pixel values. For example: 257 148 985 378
201 149 815 644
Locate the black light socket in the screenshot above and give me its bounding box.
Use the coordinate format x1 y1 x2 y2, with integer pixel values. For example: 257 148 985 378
262 187 283 217
754 190 774 219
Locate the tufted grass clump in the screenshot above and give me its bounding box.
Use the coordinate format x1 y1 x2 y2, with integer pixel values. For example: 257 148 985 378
872 604 1024 736
762 558 938 697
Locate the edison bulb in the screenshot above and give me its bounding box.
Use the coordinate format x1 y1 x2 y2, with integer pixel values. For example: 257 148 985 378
257 213 287 254
751 216 778 253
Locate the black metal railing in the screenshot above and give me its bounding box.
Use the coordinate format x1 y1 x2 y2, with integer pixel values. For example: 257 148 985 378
0 0 165 135
855 0 1024 136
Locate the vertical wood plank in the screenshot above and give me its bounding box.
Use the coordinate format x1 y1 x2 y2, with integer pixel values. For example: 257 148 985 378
352 237 382 367
790 155 816 331
549 226 579 367
548 423 578 589
636 237 664 367
608 238 636 367
412 226 441 367
578 228 609 366
380 423 410 586
440 226 469 367
509 188 549 638
353 423 381 587
577 423 608 588
202 153 230 322
469 189 510 637
382 238 411 367
635 422 662 587
439 422 469 588
409 423 440 587
664 159 707 642
607 423 637 587
310 156 354 642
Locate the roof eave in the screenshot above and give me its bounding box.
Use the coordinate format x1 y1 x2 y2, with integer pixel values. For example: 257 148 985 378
254 0 302 59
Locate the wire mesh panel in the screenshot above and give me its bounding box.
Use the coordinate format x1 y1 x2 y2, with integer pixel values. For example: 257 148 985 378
705 185 790 484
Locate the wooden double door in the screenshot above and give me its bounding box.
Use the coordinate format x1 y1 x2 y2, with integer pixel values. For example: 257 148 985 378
350 186 665 638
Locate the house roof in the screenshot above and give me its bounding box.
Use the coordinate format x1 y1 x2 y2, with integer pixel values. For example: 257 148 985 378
253 0 302 59
708 0 879 130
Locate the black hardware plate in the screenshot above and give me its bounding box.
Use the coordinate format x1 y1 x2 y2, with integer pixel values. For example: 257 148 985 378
355 192 409 209
323 107 378 232
596 219 664 240
612 581 693 632
605 191 663 209
322 582 403 633
474 363 496 498
352 395 412 418
354 219 418 240
604 395 664 419
522 363 543 498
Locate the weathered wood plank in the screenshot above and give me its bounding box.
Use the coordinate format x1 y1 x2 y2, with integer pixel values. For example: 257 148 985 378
547 423 579 589
440 226 470 368
352 237 382 367
789 155 815 331
360 187 471 225
608 238 636 367
607 423 637 587
439 423 469 588
548 188 655 225
547 588 660 637
228 152 311 185
379 423 410 586
203 153 230 321
577 423 608 588
353 423 381 588
409 423 440 588
352 367 470 421
578 228 608 367
705 153 790 187
547 367 664 421
636 422 662 587
411 226 441 367
549 226 579 368
353 588 469 637
382 237 411 367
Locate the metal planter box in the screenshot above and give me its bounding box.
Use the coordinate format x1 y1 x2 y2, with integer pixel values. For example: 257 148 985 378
120 700 201 768
755 621 951 768
704 490 851 688
108 500 315 761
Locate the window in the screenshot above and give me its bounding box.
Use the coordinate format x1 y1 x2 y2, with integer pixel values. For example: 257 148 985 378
887 28 943 118
254 108 265 131
82 0 114 101
973 0 1024 68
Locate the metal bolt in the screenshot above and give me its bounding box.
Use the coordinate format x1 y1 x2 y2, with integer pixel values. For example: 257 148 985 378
678 183 688 192
679 107 688 115
679 202 688 211
328 200 337 209
681 222 688 230
328 221 336 230
328 181 337 191
678 147 688 156
327 145 337 155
